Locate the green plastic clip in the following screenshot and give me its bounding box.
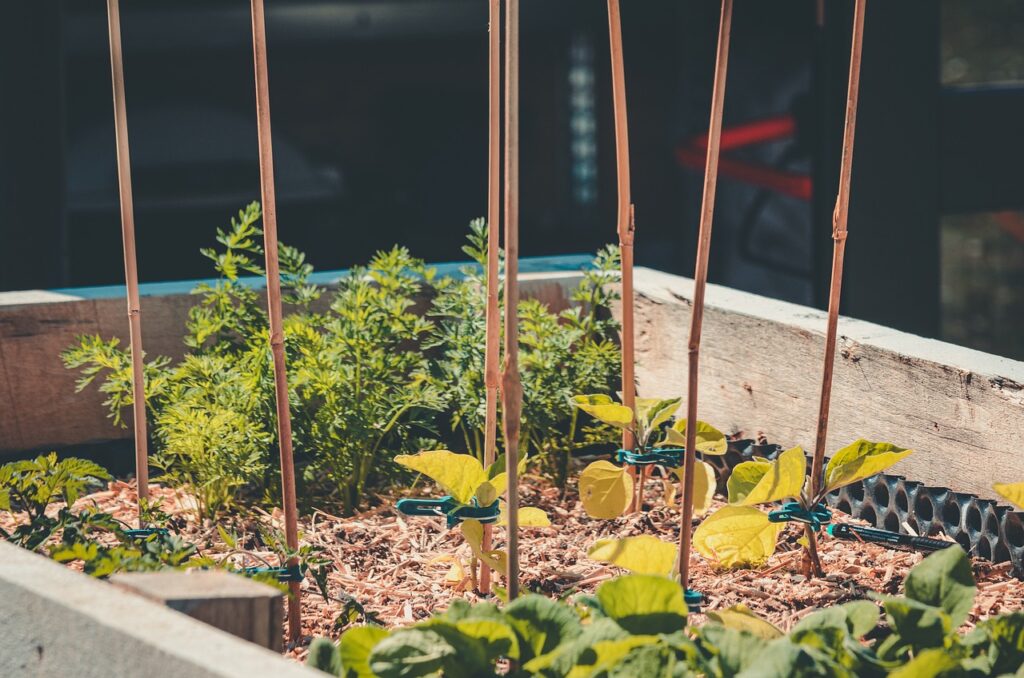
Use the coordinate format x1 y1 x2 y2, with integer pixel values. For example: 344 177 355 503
396 496 501 529
767 502 832 531
616 448 685 467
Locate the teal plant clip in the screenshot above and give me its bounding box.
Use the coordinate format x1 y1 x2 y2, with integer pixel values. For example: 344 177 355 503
123 527 171 539
767 502 832 532
616 448 685 467
396 495 501 529
242 563 305 583
685 589 704 614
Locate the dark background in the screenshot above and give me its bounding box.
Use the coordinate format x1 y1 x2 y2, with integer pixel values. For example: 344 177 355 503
2 1 1023 356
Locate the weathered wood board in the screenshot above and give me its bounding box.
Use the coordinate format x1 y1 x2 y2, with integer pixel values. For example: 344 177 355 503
111 570 284 652
626 267 1024 501
0 271 581 453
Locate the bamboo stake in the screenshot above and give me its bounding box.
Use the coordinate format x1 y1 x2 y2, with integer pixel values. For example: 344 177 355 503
501 0 522 601
249 0 302 643
807 0 867 576
105 0 150 518
679 0 732 590
480 0 502 596
607 0 640 512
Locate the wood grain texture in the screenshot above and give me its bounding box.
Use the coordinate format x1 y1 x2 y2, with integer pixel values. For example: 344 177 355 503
0 273 582 454
626 267 1024 502
110 571 283 652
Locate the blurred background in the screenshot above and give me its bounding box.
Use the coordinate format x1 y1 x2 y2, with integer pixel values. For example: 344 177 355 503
1 1 1023 358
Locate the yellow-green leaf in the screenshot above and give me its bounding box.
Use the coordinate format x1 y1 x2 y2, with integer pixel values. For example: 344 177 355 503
461 519 508 574
661 420 727 455
578 461 634 519
994 482 1024 510
635 397 681 434
395 450 487 504
498 506 551 527
693 505 784 568
570 395 634 429
587 535 676 576
728 446 806 506
475 481 499 507
707 604 783 639
664 460 717 516
824 440 912 493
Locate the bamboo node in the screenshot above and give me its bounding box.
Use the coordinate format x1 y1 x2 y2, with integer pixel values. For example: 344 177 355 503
833 229 849 242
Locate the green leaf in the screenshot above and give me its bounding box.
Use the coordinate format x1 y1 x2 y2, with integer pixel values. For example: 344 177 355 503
693 505 784 568
497 506 551 528
727 446 806 505
697 626 767 677
523 618 627 676
823 440 912 492
338 626 389 678
903 546 976 627
395 450 487 504
587 535 677 576
662 419 728 455
634 397 681 443
707 604 784 640
453 619 520 662
792 600 879 639
306 638 343 676
994 482 1024 510
595 575 687 635
875 596 952 654
735 639 852 678
978 611 1024 675
367 628 455 678
503 594 582 663
888 648 963 678
578 461 634 519
587 636 664 676
664 460 717 517
570 395 634 430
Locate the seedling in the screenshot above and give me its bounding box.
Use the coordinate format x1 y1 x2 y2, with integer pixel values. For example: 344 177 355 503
395 450 548 590
693 440 911 571
570 394 725 517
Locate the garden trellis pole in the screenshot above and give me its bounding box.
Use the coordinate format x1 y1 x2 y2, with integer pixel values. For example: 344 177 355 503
807 0 866 576
249 0 302 642
502 0 522 601
606 0 641 512
679 0 732 590
480 0 502 595
105 0 150 517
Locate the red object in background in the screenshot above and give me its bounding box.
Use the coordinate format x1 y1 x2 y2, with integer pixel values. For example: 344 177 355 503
676 113 812 201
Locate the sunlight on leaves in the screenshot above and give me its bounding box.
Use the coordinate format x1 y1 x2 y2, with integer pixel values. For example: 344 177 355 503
693 505 784 568
661 420 727 455
395 450 487 505
587 535 677 576
578 461 634 519
824 440 912 493
728 446 806 506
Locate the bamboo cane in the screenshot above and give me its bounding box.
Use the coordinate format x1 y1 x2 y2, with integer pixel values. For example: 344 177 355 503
606 0 640 512
807 0 866 576
480 0 502 596
679 0 733 590
105 0 150 519
249 0 302 643
501 0 522 602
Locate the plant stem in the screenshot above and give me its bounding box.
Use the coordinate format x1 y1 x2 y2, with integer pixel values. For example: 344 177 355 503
807 0 866 578
679 0 733 592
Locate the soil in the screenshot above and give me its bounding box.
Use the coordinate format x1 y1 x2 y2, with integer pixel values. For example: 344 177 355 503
4 475 1022 666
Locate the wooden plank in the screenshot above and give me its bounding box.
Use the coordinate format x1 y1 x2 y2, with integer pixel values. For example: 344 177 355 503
627 267 1024 501
110 570 283 652
0 271 584 454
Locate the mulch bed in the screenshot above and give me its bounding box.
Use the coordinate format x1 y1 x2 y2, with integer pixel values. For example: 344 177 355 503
4 475 1023 665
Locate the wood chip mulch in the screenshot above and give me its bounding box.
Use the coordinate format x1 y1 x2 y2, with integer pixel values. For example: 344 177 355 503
4 476 1023 665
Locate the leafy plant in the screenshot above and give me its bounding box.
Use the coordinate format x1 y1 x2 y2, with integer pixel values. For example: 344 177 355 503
395 450 549 586
570 397 726 519
64 203 443 517
309 546 1021 677
427 222 622 488
694 440 911 570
